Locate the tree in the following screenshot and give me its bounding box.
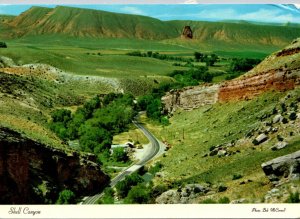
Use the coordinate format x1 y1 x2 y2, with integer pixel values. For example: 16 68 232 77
229 58 261 72
51 109 71 124
0 42 7 48
112 147 129 163
201 72 213 83
98 187 115 204
82 95 101 118
56 189 76 204
115 173 143 198
137 95 154 111
147 51 153 57
79 125 112 153
194 52 204 62
146 98 162 120
124 184 151 204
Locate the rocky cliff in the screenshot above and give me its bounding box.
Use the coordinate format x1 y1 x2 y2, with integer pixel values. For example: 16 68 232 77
0 127 109 204
162 38 300 113
162 84 219 115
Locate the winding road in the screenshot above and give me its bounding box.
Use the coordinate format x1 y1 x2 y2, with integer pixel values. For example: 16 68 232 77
81 118 164 204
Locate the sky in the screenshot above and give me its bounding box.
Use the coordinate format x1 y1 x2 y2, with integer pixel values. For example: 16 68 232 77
0 4 300 23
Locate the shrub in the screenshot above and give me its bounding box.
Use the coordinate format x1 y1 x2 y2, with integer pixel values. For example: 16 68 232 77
286 192 300 203
126 51 142 56
282 117 288 124
232 174 243 180
218 196 230 203
289 112 297 120
281 103 287 112
200 198 217 204
148 163 163 175
218 185 227 192
160 117 170 126
56 189 76 204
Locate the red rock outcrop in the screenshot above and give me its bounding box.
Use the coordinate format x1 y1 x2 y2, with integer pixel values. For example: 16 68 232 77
218 68 299 102
0 127 109 204
218 38 300 102
181 26 193 39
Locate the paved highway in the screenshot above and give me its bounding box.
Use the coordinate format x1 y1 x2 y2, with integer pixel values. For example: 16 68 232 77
82 118 163 204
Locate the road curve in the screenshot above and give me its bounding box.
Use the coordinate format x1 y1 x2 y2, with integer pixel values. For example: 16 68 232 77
82 119 162 204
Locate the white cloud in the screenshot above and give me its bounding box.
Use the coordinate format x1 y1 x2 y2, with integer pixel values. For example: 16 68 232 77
239 9 298 23
193 8 299 23
120 6 144 15
196 9 236 19
184 0 198 4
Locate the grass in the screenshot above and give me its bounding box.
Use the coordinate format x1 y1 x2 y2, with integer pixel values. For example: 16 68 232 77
145 88 300 202
1 39 187 77
113 123 149 145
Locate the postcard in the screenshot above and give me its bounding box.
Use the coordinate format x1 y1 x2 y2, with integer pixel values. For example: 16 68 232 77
0 0 300 218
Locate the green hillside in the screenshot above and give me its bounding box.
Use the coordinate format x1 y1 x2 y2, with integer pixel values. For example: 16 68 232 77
2 5 300 51
146 88 300 202
6 6 177 40
167 20 300 48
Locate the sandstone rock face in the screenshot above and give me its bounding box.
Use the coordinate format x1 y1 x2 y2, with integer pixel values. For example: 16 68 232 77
218 68 299 102
162 84 219 115
0 127 109 204
181 26 193 39
219 38 300 102
261 150 300 184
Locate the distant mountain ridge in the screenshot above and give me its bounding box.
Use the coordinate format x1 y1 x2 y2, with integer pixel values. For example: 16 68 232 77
5 6 177 40
2 6 300 48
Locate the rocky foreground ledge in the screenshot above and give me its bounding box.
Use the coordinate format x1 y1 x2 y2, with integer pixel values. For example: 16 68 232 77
262 150 300 185
0 127 109 204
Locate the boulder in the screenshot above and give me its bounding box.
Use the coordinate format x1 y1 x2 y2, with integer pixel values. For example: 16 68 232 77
230 198 247 204
272 127 279 133
155 184 210 204
271 141 289 150
261 150 300 184
273 114 283 123
255 133 268 144
217 149 227 157
155 190 181 204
